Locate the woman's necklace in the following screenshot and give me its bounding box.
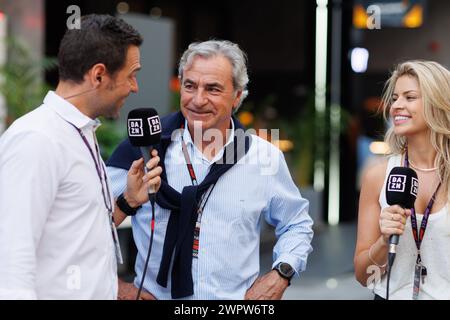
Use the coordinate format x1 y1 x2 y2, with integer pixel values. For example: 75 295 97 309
408 159 438 172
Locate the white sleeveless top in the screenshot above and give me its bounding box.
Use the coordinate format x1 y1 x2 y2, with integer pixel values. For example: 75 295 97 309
373 154 450 300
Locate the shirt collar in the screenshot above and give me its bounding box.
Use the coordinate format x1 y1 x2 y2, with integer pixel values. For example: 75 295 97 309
182 118 235 148
44 91 101 130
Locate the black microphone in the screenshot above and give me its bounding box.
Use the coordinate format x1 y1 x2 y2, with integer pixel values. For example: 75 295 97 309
127 108 162 195
385 166 418 266
127 108 162 300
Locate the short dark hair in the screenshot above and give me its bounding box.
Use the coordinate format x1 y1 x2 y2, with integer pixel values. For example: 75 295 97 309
58 14 143 83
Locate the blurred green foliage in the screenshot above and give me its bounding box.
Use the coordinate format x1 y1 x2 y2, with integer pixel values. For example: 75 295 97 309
0 38 125 160
96 118 126 160
0 38 56 125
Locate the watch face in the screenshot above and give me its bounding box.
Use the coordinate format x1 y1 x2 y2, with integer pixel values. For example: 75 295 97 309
279 263 294 277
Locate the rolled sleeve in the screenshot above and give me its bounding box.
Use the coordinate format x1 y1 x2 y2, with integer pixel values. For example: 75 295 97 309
264 151 314 276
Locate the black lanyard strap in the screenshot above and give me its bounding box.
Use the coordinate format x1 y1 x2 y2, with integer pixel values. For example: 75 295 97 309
404 148 441 261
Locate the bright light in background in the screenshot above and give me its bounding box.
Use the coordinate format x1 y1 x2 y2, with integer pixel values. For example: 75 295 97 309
272 140 294 153
237 111 254 127
150 7 163 18
351 47 369 73
314 0 328 193
328 0 343 227
117 2 130 14
326 278 338 289
369 141 390 155
404 5 423 28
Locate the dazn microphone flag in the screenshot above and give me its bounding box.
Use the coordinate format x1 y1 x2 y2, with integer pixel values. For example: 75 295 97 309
127 108 162 147
386 166 418 209
127 108 162 300
127 107 162 195
385 166 418 270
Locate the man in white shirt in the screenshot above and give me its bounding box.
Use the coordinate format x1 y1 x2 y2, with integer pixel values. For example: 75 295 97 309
0 14 161 299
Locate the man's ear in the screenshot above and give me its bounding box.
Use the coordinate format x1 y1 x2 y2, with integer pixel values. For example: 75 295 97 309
89 63 107 87
232 90 243 110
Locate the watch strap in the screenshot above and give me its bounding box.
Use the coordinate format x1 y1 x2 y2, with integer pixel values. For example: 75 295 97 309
116 193 141 216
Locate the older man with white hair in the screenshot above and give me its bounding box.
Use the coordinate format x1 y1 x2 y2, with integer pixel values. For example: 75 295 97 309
107 40 313 300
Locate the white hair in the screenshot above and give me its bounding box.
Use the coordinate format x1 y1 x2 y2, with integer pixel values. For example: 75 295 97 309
178 40 249 111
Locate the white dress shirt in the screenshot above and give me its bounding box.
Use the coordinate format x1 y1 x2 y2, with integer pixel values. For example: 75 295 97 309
0 91 118 300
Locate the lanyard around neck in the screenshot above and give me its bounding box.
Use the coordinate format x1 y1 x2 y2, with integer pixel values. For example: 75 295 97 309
67 121 113 214
180 125 216 212
181 135 199 186
404 150 441 258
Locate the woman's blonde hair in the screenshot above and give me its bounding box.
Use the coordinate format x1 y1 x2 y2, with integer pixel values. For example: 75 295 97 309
381 60 450 195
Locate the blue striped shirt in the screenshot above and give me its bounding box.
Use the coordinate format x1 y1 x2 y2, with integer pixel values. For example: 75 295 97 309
107 123 313 299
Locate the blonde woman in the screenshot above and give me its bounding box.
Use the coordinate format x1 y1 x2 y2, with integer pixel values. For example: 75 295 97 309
354 60 450 299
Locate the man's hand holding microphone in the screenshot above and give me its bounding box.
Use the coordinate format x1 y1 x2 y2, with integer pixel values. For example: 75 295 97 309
124 150 162 210
115 108 163 300
113 149 162 227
